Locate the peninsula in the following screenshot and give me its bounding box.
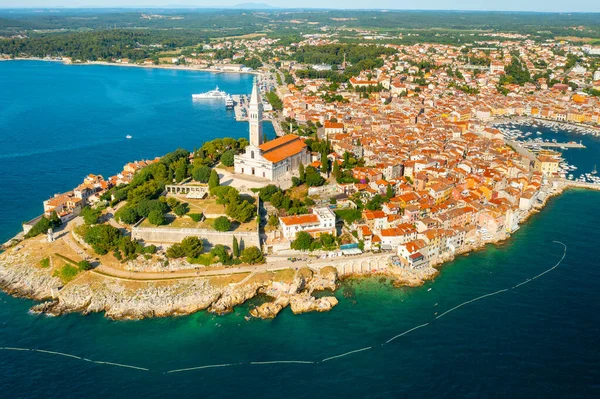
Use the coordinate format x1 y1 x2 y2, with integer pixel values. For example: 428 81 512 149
2 9 600 320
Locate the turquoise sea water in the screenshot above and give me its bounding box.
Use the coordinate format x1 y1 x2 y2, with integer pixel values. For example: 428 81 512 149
1 62 600 398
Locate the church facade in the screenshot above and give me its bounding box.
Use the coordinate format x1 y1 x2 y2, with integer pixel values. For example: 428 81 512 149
234 79 311 181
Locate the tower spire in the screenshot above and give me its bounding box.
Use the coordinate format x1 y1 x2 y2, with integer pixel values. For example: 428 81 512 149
248 77 263 147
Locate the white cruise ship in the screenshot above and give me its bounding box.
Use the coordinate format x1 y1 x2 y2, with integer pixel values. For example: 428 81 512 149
192 86 228 100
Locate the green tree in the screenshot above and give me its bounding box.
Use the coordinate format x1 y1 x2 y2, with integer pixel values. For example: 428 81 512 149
192 165 212 183
167 197 180 209
258 184 281 202
221 150 235 167
174 159 188 183
81 206 101 225
232 236 239 258
226 199 255 223
268 214 279 226
210 244 230 264
366 194 385 211
174 203 189 217
319 233 336 249
166 244 186 259
298 163 305 182
213 216 231 232
119 236 137 258
240 246 264 264
208 169 220 189
84 224 121 255
180 236 204 258
332 160 341 180
305 166 325 187
136 199 169 218
148 209 166 226
386 184 394 199
117 207 139 224
291 231 314 251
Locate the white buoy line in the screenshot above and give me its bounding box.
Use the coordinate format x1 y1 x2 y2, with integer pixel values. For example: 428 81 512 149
0 347 149 371
1 242 567 374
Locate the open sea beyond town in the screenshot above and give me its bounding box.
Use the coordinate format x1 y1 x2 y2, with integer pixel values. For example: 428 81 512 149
1 61 600 398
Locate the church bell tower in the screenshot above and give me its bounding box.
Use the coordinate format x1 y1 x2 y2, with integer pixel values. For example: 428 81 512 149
248 78 264 147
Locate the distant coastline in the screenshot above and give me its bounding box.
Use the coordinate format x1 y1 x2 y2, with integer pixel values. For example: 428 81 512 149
0 57 260 75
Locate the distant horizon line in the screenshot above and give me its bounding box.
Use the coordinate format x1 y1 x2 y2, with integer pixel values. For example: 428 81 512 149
0 7 599 14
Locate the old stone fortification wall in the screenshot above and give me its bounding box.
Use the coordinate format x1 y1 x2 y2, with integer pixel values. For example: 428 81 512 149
310 254 392 276
132 226 260 247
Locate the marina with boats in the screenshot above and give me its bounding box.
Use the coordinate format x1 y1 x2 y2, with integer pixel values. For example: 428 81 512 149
495 119 600 186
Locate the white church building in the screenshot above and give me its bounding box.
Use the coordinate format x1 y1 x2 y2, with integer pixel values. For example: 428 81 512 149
234 79 311 181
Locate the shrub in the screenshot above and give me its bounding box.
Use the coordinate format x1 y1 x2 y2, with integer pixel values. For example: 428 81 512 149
167 197 180 209
174 203 189 217
167 236 204 259
39 257 50 268
166 244 186 259
188 213 203 222
335 209 362 224
213 216 231 232
24 212 61 239
143 245 157 254
77 260 92 271
53 264 79 284
240 246 264 264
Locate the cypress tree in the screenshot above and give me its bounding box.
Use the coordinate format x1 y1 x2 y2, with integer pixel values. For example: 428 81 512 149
208 169 220 189
386 184 394 199
333 160 341 180
299 163 305 182
232 236 239 258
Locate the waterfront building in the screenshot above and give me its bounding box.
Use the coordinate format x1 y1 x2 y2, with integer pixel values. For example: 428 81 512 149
234 79 310 181
279 207 336 240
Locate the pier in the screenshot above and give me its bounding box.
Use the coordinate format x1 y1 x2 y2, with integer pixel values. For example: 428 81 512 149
553 178 600 191
521 142 586 149
231 95 248 121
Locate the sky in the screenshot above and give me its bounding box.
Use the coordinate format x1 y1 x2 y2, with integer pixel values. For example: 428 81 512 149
0 0 599 13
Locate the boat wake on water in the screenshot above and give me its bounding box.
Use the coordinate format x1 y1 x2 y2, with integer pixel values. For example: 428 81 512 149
1 241 568 374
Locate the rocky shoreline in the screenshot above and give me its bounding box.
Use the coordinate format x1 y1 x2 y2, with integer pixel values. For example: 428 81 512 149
1 183 572 321
0 246 343 320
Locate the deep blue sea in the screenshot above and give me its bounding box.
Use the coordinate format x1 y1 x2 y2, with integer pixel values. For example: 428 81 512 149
1 61 600 398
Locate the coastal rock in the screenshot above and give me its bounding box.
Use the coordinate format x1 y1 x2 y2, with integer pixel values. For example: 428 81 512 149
208 282 265 315
307 266 338 293
0 253 62 300
289 293 338 314
249 294 291 319
250 301 283 319
42 275 224 319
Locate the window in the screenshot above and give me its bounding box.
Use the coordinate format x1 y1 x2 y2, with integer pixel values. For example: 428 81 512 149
251 151 255 159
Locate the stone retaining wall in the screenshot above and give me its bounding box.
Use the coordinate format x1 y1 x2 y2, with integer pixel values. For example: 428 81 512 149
132 226 260 247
